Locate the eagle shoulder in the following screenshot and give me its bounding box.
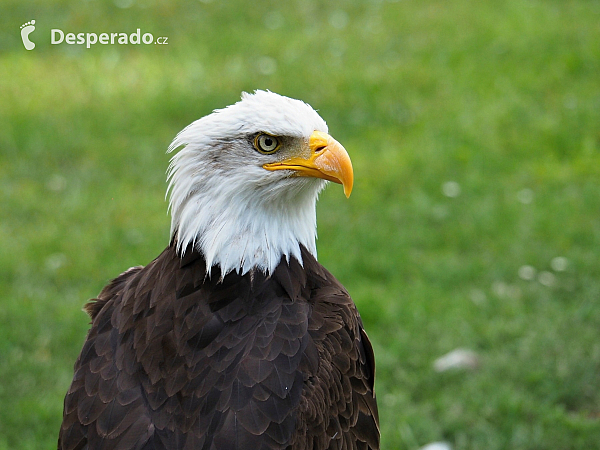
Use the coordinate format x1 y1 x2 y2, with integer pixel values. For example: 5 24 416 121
83 265 144 320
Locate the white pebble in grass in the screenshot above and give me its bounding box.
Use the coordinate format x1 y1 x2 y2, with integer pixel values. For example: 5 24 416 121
256 56 277 75
329 10 349 29
433 348 479 372
442 181 461 198
538 271 556 287
225 57 243 76
518 265 536 281
517 188 534 204
263 11 284 30
551 256 568 272
126 229 144 245
469 288 487 305
420 443 452 450
329 38 346 59
47 174 67 192
564 96 577 110
492 281 507 298
431 204 449 220
45 253 67 271
491 281 521 300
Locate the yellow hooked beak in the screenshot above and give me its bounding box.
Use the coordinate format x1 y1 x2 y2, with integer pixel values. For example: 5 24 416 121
262 130 354 198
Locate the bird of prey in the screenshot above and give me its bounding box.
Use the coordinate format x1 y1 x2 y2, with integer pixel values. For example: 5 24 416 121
59 90 379 450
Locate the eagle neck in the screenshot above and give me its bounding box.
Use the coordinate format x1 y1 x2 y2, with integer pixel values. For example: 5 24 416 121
170 176 322 277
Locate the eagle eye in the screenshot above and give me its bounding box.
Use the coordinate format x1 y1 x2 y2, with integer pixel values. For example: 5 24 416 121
254 133 281 154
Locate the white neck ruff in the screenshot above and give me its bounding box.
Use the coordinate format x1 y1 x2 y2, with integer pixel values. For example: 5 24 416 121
169 164 324 276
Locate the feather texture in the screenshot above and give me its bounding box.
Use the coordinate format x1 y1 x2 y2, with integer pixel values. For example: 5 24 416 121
59 244 379 450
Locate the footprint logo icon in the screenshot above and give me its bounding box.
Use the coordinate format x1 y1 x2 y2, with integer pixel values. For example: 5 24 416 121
20 20 36 50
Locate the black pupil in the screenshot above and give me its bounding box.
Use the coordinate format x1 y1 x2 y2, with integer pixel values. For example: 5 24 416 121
264 137 273 148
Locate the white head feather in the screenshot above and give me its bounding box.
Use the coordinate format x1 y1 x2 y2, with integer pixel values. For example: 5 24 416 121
167 90 329 276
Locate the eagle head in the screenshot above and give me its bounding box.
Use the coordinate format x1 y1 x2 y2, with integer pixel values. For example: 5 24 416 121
167 90 353 276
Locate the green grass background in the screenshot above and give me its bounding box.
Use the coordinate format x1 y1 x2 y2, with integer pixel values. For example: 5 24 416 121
1 0 600 448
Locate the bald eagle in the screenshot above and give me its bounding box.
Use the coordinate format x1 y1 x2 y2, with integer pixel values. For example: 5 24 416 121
59 91 379 450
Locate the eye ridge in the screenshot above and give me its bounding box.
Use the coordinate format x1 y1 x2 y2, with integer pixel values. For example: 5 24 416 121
254 133 281 154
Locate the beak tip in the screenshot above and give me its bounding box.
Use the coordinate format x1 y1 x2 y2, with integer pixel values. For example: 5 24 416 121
342 175 353 197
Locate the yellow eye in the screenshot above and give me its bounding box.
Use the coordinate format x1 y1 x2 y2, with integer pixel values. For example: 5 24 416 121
254 133 281 154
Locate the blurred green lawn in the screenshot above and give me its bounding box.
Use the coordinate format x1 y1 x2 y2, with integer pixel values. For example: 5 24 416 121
1 0 600 448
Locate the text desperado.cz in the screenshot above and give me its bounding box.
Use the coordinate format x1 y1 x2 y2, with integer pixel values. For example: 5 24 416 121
51 29 168 48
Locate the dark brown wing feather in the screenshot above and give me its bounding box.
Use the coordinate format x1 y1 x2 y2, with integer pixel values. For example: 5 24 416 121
59 245 379 450
289 248 379 450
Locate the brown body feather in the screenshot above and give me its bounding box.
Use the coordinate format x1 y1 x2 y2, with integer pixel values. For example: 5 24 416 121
59 245 379 450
